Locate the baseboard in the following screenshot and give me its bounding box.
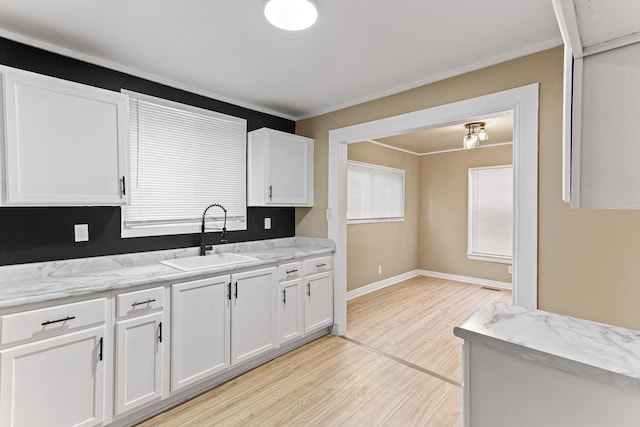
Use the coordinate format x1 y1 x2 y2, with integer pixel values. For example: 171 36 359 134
347 270 420 300
418 270 512 290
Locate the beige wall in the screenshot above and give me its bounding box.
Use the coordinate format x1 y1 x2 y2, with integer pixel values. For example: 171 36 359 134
346 142 420 291
419 145 512 283
296 46 640 331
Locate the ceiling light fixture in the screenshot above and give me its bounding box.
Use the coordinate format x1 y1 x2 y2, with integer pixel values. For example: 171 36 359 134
463 122 488 149
264 0 318 31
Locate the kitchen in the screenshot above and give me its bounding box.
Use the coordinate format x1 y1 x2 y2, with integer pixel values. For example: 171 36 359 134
0 1 639 426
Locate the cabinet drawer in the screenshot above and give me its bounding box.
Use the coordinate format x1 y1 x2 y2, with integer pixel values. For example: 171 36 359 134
117 286 164 318
0 298 106 345
303 256 332 275
278 262 302 281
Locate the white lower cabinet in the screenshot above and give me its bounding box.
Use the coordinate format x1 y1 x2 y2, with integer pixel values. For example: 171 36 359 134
304 271 333 334
0 326 106 427
231 267 278 364
115 312 163 415
279 278 304 345
0 255 333 426
171 275 230 392
171 267 277 390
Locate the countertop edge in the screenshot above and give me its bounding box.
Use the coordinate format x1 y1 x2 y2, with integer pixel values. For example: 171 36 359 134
454 301 640 393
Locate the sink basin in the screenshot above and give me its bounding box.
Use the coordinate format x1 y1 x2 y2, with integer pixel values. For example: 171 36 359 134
161 253 258 271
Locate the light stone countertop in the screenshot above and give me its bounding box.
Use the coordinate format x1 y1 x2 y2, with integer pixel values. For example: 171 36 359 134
454 301 640 392
0 237 334 310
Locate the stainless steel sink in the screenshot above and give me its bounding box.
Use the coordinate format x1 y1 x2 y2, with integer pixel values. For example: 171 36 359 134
160 253 258 271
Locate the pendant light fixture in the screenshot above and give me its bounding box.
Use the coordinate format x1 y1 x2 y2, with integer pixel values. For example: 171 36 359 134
264 0 318 31
463 122 488 149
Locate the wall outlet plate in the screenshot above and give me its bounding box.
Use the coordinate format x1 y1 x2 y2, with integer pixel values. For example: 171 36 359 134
264 217 271 230
74 224 89 242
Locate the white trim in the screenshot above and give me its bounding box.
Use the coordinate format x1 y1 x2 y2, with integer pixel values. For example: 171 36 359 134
419 141 513 156
366 139 513 157
365 139 420 156
346 270 420 301
466 253 512 264
0 29 297 122
418 270 512 291
328 84 539 335
299 39 561 120
0 28 560 121
345 269 512 302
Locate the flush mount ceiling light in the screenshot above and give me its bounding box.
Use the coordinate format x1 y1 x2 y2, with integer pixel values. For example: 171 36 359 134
463 122 489 149
264 0 318 31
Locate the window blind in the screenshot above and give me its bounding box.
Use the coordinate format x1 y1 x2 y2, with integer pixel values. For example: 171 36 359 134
468 165 513 262
122 93 247 236
347 160 404 223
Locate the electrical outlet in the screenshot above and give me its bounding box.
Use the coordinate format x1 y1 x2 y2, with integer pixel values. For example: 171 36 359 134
264 217 271 230
508 265 513 274
74 224 89 242
378 265 382 274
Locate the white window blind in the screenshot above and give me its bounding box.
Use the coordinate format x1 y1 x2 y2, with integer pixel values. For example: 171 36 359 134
347 160 404 223
467 165 513 263
122 92 247 237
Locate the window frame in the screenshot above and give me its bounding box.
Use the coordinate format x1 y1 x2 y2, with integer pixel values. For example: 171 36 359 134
467 164 513 264
120 90 247 238
346 160 405 225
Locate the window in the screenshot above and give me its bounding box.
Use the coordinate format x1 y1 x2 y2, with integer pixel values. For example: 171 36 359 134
467 165 513 263
121 91 247 238
347 160 404 223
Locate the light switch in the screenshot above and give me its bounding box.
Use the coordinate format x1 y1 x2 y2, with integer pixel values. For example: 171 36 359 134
264 217 271 230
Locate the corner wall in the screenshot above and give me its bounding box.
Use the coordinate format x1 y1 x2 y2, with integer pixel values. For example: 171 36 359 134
346 142 420 291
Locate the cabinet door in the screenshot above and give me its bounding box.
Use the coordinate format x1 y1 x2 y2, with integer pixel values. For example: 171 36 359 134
0 326 105 427
115 312 163 415
231 267 277 365
304 272 333 334
266 131 313 205
1 70 129 206
248 128 314 207
171 275 230 392
279 278 304 345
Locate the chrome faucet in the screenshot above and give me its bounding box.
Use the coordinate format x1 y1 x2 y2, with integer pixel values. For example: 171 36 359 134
200 203 228 256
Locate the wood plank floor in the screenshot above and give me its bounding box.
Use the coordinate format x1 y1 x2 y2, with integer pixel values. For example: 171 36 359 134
137 276 511 426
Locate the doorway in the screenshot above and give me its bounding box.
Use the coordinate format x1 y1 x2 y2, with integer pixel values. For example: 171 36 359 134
328 84 539 335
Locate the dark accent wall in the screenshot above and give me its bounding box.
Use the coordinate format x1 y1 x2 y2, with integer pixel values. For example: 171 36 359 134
0 37 296 266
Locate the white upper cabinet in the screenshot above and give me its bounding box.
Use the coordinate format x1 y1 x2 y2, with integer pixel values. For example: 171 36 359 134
553 0 640 208
247 127 314 207
0 66 129 206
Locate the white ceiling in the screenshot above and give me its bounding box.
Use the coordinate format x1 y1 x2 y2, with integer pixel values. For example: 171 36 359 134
0 0 562 120
373 112 514 155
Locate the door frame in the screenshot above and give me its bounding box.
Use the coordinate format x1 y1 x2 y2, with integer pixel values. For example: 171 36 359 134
328 84 539 335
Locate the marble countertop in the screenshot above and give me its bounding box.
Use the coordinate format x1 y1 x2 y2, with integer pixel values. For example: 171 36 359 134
454 301 640 392
0 237 334 310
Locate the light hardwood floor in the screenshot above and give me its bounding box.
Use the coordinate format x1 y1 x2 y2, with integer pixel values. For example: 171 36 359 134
137 276 511 426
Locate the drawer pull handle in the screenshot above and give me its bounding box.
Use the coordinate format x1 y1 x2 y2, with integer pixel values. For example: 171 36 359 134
316 263 327 268
269 185 273 201
234 282 239 299
99 337 103 361
282 289 287 304
131 298 156 307
286 269 298 274
41 316 76 326
158 322 163 343
228 282 232 301
307 283 311 296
